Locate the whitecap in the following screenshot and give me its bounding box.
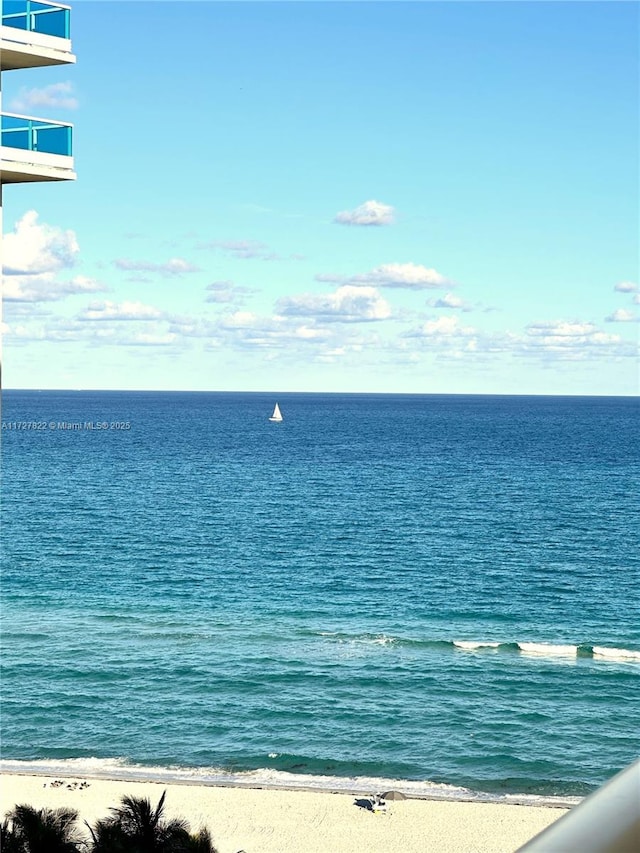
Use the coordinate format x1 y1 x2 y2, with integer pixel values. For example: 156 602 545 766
453 641 501 651
592 646 640 662
371 635 396 646
518 643 578 657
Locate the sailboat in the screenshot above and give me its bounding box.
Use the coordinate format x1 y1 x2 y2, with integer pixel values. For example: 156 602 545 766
269 402 283 422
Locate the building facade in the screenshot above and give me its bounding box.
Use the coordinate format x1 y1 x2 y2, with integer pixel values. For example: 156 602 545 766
1 0 75 349
1 0 76 190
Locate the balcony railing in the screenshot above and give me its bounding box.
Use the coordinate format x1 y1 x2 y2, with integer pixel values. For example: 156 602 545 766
2 0 70 39
1 113 73 156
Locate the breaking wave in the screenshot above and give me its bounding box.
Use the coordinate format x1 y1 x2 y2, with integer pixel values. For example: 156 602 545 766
314 632 640 663
0 758 580 808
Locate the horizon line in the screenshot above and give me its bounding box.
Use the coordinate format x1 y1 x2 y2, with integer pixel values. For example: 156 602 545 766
2 388 638 399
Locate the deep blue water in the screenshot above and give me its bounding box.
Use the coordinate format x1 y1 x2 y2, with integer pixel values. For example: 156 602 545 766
1 392 639 803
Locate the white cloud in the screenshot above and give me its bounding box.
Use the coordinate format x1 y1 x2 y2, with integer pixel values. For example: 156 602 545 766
605 308 638 323
213 311 334 349
2 315 176 346
430 292 466 309
5 306 338 351
9 81 78 112
277 285 391 323
334 200 395 227
124 332 178 346
294 325 326 340
78 300 163 321
395 314 635 363
522 320 626 354
220 310 258 329
3 274 107 303
167 311 332 348
3 210 79 275
113 257 200 276
314 273 344 284
526 321 597 338
66 275 105 294
315 338 374 363
358 263 451 289
2 302 53 318
205 280 254 304
167 318 218 339
197 239 278 260
318 262 453 290
614 281 638 293
410 316 476 337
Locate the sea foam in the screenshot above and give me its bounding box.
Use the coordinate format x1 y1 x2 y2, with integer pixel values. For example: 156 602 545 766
592 646 640 662
0 758 581 808
518 643 578 657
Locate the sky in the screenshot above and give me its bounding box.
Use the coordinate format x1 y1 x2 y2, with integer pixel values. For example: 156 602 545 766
2 0 638 394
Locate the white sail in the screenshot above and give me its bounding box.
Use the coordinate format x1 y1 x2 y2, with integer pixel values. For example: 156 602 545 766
269 403 283 422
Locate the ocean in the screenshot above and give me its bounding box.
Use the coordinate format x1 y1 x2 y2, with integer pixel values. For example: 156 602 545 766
1 391 638 806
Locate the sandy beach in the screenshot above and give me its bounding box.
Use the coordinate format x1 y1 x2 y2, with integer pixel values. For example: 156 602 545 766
0 772 568 853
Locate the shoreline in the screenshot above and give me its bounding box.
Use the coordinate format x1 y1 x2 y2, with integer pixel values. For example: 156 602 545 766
0 770 570 853
0 768 576 808
0 761 581 809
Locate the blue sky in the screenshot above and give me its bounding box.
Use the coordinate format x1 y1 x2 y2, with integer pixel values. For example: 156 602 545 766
2 0 638 393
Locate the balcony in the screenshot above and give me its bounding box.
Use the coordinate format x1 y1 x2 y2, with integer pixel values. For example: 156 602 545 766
1 0 75 70
1 112 75 182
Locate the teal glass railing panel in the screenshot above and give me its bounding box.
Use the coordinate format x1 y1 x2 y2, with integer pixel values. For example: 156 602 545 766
2 0 70 39
1 114 73 156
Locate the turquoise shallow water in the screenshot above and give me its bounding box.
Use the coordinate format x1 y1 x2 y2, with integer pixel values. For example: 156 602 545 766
1 392 639 803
